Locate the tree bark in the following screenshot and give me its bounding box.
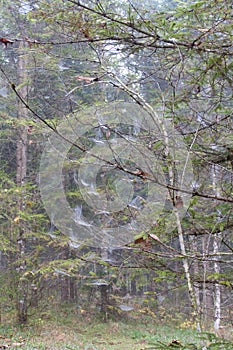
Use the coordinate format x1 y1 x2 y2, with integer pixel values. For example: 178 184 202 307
212 165 221 332
213 233 221 331
175 210 201 331
16 41 29 324
190 237 202 326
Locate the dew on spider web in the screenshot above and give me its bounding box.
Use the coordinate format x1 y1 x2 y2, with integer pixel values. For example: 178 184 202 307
73 204 93 227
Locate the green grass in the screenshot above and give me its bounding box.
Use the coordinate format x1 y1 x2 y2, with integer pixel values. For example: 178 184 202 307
0 310 232 349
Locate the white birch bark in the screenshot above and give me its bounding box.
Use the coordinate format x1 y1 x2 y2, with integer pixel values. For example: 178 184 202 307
213 233 221 331
212 165 221 331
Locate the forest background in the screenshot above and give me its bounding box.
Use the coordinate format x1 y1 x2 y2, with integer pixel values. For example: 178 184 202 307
0 0 232 348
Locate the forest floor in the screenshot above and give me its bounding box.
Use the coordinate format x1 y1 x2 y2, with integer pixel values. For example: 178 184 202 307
0 308 233 349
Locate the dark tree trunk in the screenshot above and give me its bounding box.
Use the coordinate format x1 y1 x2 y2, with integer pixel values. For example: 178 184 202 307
100 284 108 321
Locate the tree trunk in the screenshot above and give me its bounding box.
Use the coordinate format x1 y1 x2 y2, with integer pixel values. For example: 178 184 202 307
190 237 202 327
60 276 70 302
60 245 77 302
213 233 221 332
16 41 29 324
175 210 201 331
100 284 108 321
212 165 221 332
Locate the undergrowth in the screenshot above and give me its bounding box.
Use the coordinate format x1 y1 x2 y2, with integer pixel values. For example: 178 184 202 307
0 306 232 349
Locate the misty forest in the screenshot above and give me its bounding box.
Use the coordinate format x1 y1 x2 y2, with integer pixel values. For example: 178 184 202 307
0 0 233 349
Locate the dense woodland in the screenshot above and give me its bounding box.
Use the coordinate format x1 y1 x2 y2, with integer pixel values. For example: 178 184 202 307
0 0 232 339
